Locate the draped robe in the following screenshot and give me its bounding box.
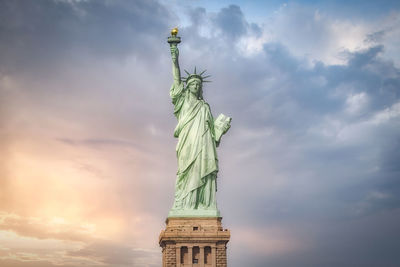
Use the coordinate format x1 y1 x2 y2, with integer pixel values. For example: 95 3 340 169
170 82 218 210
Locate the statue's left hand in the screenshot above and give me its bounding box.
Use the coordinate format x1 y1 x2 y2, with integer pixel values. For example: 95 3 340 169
222 121 231 134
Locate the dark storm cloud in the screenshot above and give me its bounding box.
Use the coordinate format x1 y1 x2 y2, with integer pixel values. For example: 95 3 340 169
213 5 248 40
212 4 262 39
365 30 386 43
187 6 207 27
0 0 172 74
177 4 256 55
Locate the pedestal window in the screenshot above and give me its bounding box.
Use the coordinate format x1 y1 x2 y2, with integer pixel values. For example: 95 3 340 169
192 246 199 264
204 246 211 264
181 246 188 264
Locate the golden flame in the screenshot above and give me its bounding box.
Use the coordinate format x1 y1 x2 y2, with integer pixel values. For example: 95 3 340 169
171 27 178 36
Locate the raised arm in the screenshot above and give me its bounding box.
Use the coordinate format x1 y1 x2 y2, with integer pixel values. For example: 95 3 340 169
170 45 182 86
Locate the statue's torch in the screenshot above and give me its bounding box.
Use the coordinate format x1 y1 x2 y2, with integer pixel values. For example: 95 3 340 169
167 27 181 47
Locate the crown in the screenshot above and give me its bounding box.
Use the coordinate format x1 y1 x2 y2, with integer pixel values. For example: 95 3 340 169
182 67 212 84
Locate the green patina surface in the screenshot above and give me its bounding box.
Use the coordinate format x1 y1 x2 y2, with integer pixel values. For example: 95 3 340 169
167 31 231 218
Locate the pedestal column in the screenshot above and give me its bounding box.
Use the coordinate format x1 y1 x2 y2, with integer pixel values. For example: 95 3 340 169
176 246 181 267
199 246 205 267
188 246 193 267
211 246 216 267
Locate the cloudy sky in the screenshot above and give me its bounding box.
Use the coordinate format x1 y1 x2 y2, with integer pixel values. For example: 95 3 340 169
1 0 400 266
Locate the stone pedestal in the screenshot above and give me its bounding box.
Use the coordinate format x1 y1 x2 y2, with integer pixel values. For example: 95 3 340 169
159 217 230 267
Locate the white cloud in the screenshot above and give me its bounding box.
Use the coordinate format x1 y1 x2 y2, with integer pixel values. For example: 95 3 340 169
345 92 369 115
371 101 400 124
311 101 400 145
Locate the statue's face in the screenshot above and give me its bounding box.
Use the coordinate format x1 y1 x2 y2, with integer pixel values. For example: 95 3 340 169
188 79 202 97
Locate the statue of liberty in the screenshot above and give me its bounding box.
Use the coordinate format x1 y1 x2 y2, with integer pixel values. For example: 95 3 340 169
167 28 231 217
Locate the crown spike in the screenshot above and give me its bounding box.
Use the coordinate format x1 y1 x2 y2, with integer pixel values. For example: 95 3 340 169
183 68 213 84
